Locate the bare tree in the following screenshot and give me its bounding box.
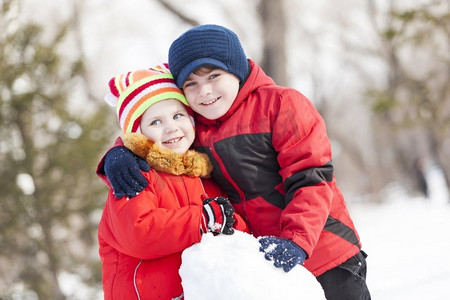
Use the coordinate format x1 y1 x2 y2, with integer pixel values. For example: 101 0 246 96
157 0 199 26
258 0 287 85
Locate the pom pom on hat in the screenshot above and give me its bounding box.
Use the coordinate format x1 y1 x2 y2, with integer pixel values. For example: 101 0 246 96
169 24 249 88
105 63 189 133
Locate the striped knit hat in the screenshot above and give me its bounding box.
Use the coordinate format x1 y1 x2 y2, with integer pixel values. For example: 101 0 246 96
104 64 189 133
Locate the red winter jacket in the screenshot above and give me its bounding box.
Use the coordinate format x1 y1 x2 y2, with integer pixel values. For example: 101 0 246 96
192 60 362 276
97 135 248 300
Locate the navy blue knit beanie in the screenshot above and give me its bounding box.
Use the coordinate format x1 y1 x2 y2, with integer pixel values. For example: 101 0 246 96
169 24 249 88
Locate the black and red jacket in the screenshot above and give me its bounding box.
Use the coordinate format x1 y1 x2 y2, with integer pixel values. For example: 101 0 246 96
193 60 362 276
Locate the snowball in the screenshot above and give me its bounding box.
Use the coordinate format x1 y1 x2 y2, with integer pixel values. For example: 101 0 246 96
180 231 324 299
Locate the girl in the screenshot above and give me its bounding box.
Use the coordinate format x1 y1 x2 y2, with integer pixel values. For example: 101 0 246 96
97 64 248 300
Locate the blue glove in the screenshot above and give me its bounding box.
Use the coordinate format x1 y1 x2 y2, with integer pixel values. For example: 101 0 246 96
259 236 307 272
104 146 150 198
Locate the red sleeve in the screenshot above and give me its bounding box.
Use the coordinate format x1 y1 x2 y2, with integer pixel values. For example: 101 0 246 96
96 137 124 187
233 212 250 233
271 89 333 256
99 172 203 259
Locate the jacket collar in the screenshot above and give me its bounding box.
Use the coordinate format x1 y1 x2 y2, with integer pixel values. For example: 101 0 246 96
122 132 213 178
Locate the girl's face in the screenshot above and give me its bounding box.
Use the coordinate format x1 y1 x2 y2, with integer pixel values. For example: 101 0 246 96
139 99 195 154
182 67 240 120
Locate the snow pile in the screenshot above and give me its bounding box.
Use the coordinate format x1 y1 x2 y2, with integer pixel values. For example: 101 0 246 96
179 231 324 300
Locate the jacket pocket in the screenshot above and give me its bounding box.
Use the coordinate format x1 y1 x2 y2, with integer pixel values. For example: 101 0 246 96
337 250 367 280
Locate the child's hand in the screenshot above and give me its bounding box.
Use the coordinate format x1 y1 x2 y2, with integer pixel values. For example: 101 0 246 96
104 146 150 198
259 236 307 272
201 197 235 235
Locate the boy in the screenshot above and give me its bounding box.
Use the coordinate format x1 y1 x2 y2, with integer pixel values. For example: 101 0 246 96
97 64 247 300
102 25 370 299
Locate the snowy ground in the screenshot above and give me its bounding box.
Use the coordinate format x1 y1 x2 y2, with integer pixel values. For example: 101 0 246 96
350 198 450 300
349 165 450 300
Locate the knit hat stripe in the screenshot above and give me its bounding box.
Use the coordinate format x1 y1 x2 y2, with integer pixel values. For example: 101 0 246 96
122 88 187 133
119 84 180 132
117 77 176 121
113 71 146 98
118 72 131 94
117 78 174 128
117 80 158 119
125 72 131 87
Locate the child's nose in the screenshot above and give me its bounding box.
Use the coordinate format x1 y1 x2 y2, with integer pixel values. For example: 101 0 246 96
198 83 212 96
165 121 179 133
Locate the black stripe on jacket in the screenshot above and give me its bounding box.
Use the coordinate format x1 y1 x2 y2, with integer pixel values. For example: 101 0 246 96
195 133 285 208
284 161 334 205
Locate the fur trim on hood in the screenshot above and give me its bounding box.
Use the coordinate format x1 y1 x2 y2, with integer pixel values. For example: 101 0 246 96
122 132 213 178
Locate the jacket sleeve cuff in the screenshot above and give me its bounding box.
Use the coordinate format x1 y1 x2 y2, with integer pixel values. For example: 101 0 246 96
96 136 124 186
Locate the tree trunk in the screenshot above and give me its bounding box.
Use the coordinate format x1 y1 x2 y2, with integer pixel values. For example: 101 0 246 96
259 0 287 85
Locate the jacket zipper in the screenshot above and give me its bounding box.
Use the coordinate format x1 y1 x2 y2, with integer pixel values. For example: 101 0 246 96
209 145 249 221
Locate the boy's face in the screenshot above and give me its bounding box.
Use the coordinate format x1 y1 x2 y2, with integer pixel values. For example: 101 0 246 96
182 67 240 120
139 99 195 154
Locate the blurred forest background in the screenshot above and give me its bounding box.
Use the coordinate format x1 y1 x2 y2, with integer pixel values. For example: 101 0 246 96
1 0 448 298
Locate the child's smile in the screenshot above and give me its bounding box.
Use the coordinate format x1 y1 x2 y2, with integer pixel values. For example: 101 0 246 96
202 96 220 106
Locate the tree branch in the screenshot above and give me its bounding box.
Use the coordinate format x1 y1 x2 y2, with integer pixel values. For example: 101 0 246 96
156 0 199 26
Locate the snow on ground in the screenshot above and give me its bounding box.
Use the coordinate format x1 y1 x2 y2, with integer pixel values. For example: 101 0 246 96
350 164 450 300
350 199 450 300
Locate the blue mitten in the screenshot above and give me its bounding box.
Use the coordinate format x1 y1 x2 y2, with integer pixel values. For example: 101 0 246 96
259 236 307 272
104 146 150 198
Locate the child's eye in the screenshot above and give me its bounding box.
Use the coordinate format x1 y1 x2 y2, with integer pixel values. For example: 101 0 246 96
173 113 184 120
150 119 161 126
209 73 219 79
184 81 195 89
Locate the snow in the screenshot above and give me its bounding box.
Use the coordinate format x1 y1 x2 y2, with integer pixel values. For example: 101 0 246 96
350 200 450 300
180 231 323 299
179 166 450 300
